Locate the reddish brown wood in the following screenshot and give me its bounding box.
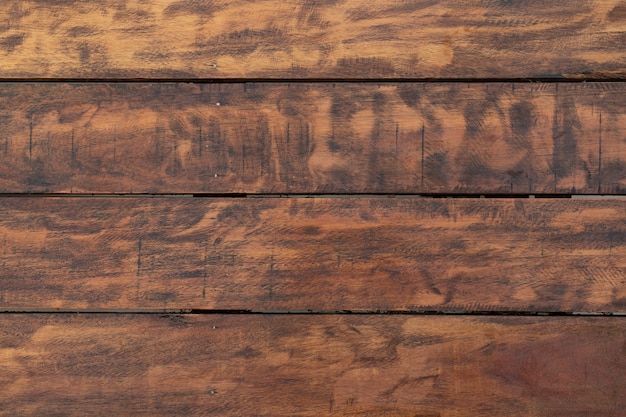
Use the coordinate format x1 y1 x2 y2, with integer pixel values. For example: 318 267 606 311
1 83 626 194
1 197 626 312
2 2 623 415
1 314 625 416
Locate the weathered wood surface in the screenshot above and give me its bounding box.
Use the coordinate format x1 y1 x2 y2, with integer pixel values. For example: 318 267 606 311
2 197 626 311
1 1 626 79
2 82 626 194
1 314 625 416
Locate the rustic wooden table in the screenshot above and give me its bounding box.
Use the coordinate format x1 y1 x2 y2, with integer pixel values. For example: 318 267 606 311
1 1 625 415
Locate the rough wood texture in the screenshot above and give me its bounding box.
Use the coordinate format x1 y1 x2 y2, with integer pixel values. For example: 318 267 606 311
2 82 626 194
2 197 626 311
1 314 625 416
1 1 626 79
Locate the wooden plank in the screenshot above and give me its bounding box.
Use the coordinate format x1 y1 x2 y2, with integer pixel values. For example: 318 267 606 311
2 197 626 312
1 1 625 79
1 314 625 416
2 82 626 194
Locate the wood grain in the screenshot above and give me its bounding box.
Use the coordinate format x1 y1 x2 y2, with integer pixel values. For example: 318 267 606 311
1 0 626 79
1 314 625 416
2 82 626 194
2 197 626 312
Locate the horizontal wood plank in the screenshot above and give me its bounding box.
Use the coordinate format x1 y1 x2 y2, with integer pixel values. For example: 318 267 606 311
1 314 625 416
1 1 625 79
2 82 626 194
2 197 626 312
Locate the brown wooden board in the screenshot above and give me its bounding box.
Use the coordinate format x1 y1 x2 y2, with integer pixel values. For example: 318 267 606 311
1 1 626 79
2 197 626 312
2 82 626 194
1 314 625 416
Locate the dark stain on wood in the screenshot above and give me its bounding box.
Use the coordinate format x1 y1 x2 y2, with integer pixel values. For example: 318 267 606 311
2 83 626 194
2 2 625 416
1 198 626 311
0 33 24 52
1 0 625 78
0 315 624 416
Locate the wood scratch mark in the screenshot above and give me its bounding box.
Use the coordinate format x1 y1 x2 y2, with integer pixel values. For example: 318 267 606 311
268 252 275 299
598 112 602 193
154 126 161 161
136 238 142 300
395 122 399 158
71 128 75 164
29 119 33 161
199 126 203 157
421 123 425 188
379 374 440 398
203 240 208 299
330 125 335 155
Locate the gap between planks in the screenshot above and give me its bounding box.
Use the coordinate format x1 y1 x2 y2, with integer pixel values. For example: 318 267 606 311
1 308 626 316
0 193 626 199
3 78 626 84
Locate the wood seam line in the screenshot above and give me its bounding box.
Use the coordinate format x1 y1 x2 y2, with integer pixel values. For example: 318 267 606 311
0 310 625 316
1 78 626 83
